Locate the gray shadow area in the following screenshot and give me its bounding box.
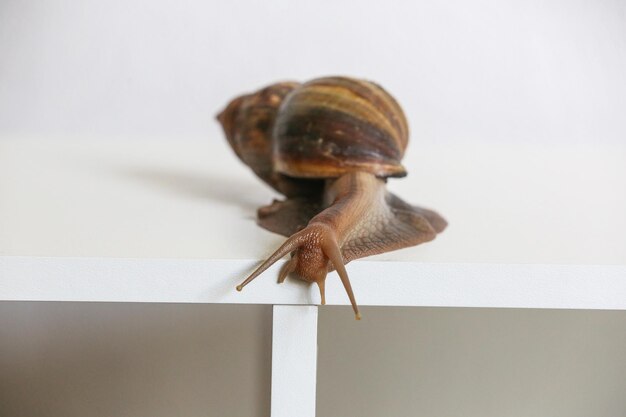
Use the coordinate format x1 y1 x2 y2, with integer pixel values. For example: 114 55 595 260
114 165 265 213
0 301 273 417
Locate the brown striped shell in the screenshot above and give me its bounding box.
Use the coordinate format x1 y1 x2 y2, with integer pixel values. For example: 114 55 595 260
217 81 323 198
217 76 409 195
273 77 409 179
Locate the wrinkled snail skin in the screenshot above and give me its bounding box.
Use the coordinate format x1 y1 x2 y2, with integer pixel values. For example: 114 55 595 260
218 76 447 319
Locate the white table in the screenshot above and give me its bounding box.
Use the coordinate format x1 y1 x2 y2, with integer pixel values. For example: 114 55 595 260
2 138 625 417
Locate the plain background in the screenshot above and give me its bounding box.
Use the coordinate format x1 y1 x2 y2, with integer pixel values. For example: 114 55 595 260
1 1 626 416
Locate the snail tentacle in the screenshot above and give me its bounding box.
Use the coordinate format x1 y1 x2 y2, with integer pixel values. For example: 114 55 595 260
321 233 360 320
235 229 308 291
277 256 296 284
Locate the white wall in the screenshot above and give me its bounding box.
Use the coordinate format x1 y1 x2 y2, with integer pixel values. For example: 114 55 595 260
1 0 625 144
1 1 625 416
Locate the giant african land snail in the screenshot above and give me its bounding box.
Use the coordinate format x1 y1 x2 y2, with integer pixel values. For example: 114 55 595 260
217 76 446 319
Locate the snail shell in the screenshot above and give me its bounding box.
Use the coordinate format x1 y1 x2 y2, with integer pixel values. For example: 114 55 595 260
217 76 409 195
217 81 322 198
274 76 409 179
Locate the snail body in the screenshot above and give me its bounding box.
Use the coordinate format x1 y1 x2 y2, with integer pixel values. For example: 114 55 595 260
217 76 446 319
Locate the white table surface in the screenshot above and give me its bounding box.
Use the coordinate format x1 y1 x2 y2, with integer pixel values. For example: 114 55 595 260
1 137 625 308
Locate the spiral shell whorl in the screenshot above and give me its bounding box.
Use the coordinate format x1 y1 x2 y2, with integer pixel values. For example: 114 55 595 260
273 77 409 179
217 81 322 197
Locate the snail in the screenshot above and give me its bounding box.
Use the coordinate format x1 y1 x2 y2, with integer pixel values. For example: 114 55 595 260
217 76 446 319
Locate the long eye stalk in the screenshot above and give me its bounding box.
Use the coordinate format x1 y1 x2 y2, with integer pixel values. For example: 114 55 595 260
236 230 307 291
322 237 361 320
